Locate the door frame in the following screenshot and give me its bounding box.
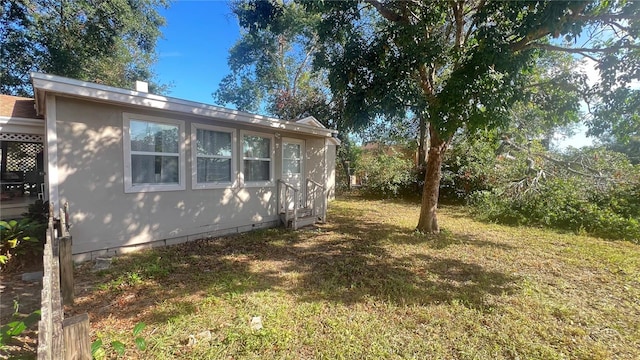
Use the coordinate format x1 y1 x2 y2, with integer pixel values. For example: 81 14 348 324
281 137 305 209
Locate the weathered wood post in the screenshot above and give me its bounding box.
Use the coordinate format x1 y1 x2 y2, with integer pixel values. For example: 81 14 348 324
59 203 74 305
63 313 91 360
59 236 73 305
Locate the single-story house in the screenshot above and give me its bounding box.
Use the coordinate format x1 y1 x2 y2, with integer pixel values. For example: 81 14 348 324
2 73 339 261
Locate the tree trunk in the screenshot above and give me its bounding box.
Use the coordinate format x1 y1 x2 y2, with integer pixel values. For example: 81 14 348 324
416 126 447 233
341 158 351 190
417 114 428 168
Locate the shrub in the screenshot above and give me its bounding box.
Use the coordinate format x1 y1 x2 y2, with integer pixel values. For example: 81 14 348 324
441 132 502 201
357 150 415 197
0 200 49 272
470 177 640 243
0 219 42 271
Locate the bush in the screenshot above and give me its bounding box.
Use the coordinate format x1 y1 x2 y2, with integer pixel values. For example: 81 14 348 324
0 219 42 271
441 132 502 201
357 150 415 197
0 200 48 272
470 177 640 243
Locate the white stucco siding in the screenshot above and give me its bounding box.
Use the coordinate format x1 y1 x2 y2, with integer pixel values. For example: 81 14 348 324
305 138 325 185
304 137 326 217
55 97 280 255
325 142 337 201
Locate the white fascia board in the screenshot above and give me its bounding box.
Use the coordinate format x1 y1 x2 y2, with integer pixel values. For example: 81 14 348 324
0 116 45 135
0 116 45 127
31 73 338 138
296 116 326 129
326 137 341 146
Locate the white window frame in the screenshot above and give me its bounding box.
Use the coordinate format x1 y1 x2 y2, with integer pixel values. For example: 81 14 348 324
123 113 186 193
240 130 275 187
191 123 237 189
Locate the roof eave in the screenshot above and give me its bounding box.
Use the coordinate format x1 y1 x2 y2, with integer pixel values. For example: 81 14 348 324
30 72 338 138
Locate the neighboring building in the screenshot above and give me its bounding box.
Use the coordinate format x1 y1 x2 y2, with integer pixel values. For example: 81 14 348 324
1 73 339 261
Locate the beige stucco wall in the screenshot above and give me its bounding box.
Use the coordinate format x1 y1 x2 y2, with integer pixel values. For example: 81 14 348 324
53 96 333 257
325 143 337 200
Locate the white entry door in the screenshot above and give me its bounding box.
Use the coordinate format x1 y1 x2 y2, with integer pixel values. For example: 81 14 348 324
282 138 305 210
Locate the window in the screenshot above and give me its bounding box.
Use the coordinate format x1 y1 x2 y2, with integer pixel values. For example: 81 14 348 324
283 142 302 175
123 113 185 193
241 131 274 186
192 124 236 189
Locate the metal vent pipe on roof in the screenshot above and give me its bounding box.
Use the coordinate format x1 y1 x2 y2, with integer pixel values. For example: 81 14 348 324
135 81 149 93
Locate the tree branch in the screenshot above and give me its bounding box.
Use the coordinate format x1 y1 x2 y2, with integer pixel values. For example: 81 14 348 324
510 2 588 52
291 42 317 98
525 42 640 54
450 0 465 50
364 0 408 23
502 138 612 180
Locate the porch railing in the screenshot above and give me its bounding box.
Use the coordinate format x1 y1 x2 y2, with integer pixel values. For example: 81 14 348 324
277 178 327 229
306 178 326 223
277 179 300 230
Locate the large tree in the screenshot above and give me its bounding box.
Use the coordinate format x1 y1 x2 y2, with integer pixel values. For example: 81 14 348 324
213 0 330 123
0 0 168 96
297 0 639 232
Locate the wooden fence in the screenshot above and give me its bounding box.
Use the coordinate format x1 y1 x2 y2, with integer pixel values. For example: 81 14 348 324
37 204 91 360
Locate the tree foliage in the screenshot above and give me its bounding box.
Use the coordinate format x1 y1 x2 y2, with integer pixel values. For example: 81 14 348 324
470 145 640 242
213 0 330 122
0 0 168 96
297 0 640 232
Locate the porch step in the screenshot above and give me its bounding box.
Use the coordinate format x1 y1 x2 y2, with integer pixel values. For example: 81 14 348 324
288 215 317 229
279 208 317 229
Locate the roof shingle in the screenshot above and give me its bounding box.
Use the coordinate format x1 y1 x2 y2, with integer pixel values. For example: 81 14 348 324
0 94 41 119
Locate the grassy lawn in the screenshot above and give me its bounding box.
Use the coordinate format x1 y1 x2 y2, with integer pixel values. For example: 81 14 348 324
70 196 640 359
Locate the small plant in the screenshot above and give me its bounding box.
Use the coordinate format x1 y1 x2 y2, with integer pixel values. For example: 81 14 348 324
91 322 147 359
0 219 40 270
0 300 41 348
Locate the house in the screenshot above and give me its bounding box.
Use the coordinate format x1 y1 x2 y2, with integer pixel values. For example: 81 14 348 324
2 73 339 261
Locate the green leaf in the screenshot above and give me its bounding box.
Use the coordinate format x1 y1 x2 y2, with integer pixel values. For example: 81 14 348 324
91 339 103 355
0 255 7 264
8 220 17 228
0 221 9 229
5 321 26 336
111 340 126 356
23 310 41 327
132 322 146 336
7 239 18 248
134 337 147 351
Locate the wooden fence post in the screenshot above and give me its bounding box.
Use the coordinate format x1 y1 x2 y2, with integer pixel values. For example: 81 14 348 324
59 236 74 305
63 313 91 360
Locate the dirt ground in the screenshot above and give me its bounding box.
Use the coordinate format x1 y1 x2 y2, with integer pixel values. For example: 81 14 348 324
0 262 43 360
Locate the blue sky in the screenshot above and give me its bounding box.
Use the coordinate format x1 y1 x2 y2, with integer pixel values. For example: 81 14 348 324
155 1 238 105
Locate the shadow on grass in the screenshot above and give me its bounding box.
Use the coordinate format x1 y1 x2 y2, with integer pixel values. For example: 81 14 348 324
288 239 517 309
70 201 521 325
404 231 516 250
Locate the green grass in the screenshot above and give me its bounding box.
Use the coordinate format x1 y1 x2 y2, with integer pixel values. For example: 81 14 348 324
71 196 640 359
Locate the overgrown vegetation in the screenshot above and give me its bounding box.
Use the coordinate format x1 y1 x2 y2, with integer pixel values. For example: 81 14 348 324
68 197 640 359
459 142 640 243
346 131 640 243
356 148 415 197
0 200 49 272
0 303 40 350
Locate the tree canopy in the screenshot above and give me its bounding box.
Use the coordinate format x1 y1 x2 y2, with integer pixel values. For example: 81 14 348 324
1 0 168 96
213 0 330 123
298 0 640 232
